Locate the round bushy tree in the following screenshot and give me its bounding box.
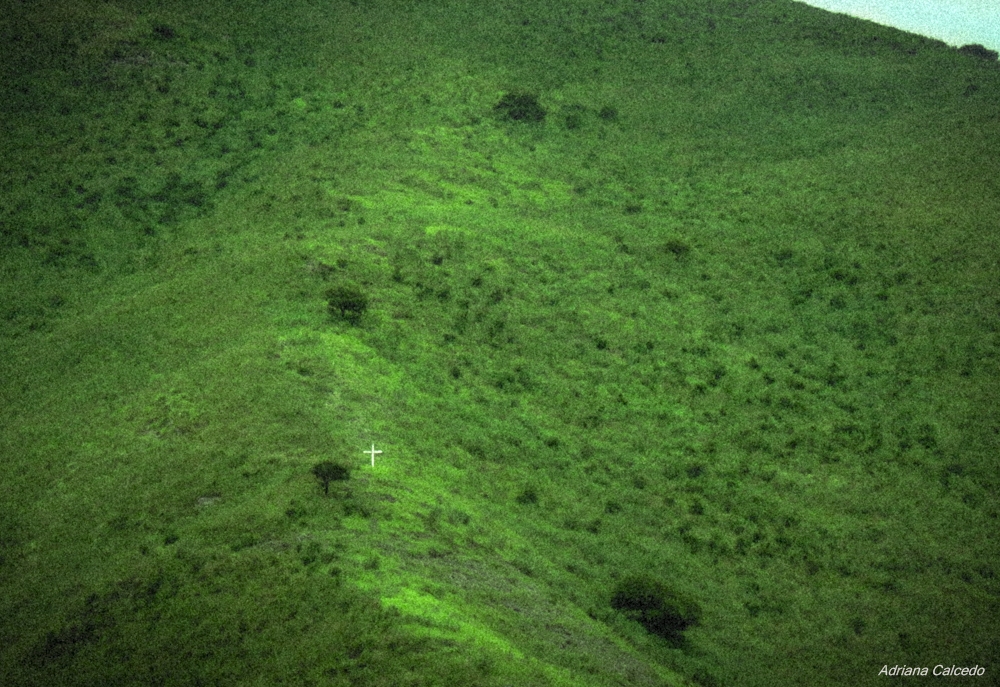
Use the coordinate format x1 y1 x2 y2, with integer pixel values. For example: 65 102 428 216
326 284 368 322
515 484 539 505
958 43 998 61
494 92 546 122
311 461 350 495
610 574 701 645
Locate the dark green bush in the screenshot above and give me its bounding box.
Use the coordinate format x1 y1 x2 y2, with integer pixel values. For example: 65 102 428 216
610 574 701 645
299 540 322 566
325 284 368 322
663 239 691 258
494 92 546 122
564 113 582 129
446 508 471 525
515 484 539 505
152 24 176 40
311 461 350 495
958 44 998 61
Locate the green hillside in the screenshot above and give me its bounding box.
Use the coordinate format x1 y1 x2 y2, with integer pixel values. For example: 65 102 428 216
1 0 998 685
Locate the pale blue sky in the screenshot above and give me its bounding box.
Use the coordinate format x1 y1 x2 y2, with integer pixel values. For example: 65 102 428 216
797 0 1000 51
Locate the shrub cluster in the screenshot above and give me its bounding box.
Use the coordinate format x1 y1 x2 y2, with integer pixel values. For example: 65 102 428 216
958 44 999 61
515 484 539 505
325 284 368 322
610 574 701 646
494 92 546 122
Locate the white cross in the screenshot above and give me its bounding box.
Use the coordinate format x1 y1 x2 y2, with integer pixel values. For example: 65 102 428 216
364 443 382 467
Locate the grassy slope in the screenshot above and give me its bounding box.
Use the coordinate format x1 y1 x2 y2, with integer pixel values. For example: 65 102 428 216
1 0 998 685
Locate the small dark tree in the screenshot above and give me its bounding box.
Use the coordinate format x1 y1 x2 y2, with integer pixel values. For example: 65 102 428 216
663 238 691 258
610 574 701 646
152 24 177 40
958 44 999 61
515 484 539 505
311 461 350 495
326 284 369 322
494 92 546 122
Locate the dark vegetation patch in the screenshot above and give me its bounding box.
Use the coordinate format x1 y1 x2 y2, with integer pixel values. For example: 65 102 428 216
515 484 540 505
494 91 546 122
0 7 336 293
610 574 701 646
325 283 369 322
20 552 483 686
663 238 691 259
152 24 177 41
958 44 999 61
563 105 586 130
311 461 351 495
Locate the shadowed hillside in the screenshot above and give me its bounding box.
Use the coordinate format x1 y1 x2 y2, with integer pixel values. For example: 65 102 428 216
1 0 998 685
